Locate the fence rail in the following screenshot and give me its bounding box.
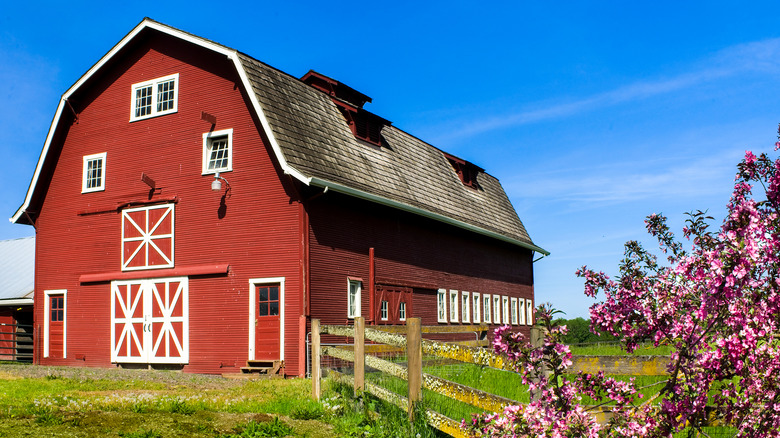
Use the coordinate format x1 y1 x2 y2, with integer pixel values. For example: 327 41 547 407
0 323 34 362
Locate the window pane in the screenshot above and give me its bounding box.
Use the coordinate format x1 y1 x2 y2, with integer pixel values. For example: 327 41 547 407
258 287 268 302
207 137 230 170
157 79 176 112
258 302 268 316
135 86 152 117
270 287 279 302
270 302 279 316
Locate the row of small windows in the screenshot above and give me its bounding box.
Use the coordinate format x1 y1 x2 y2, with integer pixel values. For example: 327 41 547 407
437 289 533 326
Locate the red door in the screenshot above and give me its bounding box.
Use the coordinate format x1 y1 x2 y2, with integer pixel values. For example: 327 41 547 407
48 295 64 358
254 284 280 360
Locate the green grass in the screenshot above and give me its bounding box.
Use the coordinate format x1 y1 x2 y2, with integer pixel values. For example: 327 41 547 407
569 343 674 356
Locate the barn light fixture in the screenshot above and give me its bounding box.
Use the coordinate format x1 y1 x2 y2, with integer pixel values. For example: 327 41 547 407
211 172 231 192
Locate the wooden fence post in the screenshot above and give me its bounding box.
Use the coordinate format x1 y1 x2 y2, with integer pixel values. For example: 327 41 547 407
354 317 365 395
311 319 321 400
407 317 422 421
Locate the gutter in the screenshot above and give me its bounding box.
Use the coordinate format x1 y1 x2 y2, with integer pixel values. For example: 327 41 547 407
309 177 550 257
0 298 34 307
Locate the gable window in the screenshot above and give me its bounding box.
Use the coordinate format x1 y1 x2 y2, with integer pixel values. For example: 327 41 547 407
437 289 447 323
399 302 407 322
472 292 480 324
82 152 106 193
449 290 459 323
202 129 233 174
483 294 491 324
348 279 361 319
131 74 179 121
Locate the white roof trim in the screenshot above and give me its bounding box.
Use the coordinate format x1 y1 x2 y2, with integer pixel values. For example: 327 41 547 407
11 18 307 224
0 298 34 307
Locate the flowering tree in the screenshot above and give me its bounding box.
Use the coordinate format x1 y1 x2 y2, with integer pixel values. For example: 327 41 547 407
465 136 780 437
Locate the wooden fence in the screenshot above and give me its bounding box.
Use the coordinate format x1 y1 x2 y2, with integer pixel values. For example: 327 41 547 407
310 317 672 437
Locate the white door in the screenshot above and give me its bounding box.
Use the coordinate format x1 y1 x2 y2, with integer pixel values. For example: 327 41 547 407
111 277 189 364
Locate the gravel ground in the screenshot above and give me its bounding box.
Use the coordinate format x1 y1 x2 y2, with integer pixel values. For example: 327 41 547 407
0 362 246 388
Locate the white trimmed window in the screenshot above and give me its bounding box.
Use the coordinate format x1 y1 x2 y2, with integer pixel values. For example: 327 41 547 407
510 298 519 325
472 292 480 324
461 292 470 324
82 152 106 193
131 74 179 121
202 129 233 174
526 299 534 326
437 289 447 323
449 290 459 323
493 295 501 324
518 298 526 325
502 296 510 324
483 294 491 324
348 279 361 319
380 300 388 321
399 302 407 321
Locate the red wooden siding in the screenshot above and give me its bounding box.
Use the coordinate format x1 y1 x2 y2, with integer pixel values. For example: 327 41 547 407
307 192 535 340
32 33 304 375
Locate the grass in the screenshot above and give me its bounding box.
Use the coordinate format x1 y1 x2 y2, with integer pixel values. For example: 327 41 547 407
569 342 674 356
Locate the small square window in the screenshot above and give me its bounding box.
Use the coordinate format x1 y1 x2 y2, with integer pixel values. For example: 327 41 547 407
380 300 388 321
203 129 233 174
399 302 407 321
348 279 361 319
437 289 447 323
131 74 178 121
82 152 106 193
449 290 459 323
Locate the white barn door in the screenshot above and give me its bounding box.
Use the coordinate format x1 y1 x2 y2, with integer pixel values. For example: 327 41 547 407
111 277 189 364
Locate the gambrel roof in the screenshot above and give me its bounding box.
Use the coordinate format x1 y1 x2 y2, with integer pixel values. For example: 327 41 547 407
11 18 547 256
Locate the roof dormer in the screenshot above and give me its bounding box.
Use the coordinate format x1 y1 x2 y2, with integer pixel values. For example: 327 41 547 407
443 152 482 190
302 71 391 146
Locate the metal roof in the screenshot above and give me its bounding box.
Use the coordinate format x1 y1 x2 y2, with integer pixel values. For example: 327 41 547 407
0 236 34 301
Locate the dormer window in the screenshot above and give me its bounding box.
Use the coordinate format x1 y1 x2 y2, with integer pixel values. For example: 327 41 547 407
131 74 178 121
444 153 481 189
338 107 388 146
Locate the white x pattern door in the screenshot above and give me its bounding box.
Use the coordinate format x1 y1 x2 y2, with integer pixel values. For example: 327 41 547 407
111 277 189 364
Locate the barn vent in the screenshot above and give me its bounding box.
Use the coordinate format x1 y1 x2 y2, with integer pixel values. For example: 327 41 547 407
301 70 391 146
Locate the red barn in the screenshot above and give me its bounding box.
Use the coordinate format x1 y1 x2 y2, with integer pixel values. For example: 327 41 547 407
11 19 547 376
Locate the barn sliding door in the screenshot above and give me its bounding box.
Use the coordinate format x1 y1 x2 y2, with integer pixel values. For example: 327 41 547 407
111 277 189 364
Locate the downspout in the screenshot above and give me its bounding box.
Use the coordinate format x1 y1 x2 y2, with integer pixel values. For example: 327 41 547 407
368 248 375 324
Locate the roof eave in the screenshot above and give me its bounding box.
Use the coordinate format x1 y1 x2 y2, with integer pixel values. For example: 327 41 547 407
308 177 550 256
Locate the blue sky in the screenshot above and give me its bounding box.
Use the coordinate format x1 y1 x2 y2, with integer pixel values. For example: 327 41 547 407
3 2 780 318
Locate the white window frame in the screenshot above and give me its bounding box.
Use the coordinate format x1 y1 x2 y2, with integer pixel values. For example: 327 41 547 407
502 296 510 324
380 300 389 321
82 152 107 193
510 298 519 325
437 289 447 323
493 295 501 324
472 292 480 324
202 128 233 174
526 299 534 326
130 73 179 121
461 291 470 324
248 277 285 361
44 289 67 359
348 279 362 319
518 298 526 325
399 301 407 322
449 290 459 323
483 294 491 323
